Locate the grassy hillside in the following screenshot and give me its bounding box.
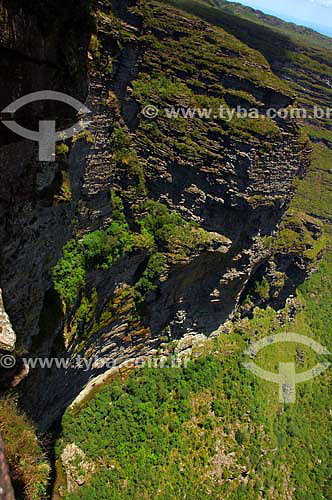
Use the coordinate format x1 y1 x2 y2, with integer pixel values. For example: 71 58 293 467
212 0 332 47
163 0 332 230
165 0 332 126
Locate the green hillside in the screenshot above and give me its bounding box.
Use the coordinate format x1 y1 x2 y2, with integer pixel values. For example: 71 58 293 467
56 259 332 500
165 0 332 126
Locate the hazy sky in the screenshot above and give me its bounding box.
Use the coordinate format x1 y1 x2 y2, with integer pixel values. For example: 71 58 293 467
230 0 332 35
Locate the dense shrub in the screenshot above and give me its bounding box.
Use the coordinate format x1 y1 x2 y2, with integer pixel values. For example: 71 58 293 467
52 240 86 305
53 198 212 305
139 200 212 257
135 253 167 302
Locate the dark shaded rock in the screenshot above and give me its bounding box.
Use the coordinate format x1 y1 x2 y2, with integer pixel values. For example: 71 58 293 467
0 434 15 500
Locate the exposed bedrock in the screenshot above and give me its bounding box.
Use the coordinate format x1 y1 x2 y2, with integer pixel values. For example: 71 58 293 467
0 0 318 430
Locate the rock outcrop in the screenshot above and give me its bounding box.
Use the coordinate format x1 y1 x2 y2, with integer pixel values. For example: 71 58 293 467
61 443 94 493
0 0 322 432
15 0 318 430
0 290 15 352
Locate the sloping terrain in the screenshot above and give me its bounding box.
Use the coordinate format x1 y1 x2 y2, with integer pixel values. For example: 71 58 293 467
17 0 318 430
167 0 332 126
0 0 331 499
56 263 332 500
52 2 332 500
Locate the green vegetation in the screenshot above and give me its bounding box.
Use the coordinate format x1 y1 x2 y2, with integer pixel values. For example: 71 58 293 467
135 253 167 302
0 398 50 500
165 0 332 125
272 210 325 262
52 198 212 306
52 240 86 306
254 276 270 300
126 0 295 165
303 126 332 144
132 75 191 101
56 257 332 500
290 138 332 237
110 126 146 195
52 223 135 306
56 143 70 157
52 2 332 499
52 194 135 305
110 126 132 162
138 200 213 258
212 0 332 50
159 0 291 92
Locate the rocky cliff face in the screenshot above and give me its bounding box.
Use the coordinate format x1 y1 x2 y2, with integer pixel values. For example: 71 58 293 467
0 0 321 430
0 0 90 350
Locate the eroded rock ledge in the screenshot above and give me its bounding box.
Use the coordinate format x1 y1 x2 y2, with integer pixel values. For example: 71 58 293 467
0 290 15 352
